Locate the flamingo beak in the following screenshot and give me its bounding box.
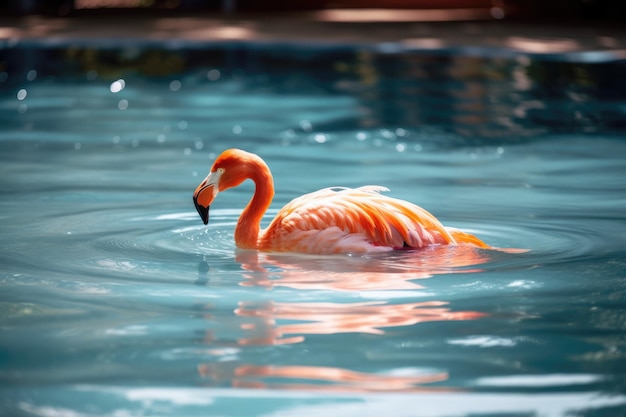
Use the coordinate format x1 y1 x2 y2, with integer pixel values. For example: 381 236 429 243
193 177 218 225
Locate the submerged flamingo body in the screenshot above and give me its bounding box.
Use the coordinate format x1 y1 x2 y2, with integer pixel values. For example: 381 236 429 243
193 149 490 254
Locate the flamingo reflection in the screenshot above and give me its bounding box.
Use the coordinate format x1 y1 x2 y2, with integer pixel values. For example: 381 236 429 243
235 299 485 340
196 246 494 391
236 244 490 291
229 246 490 344
198 362 450 392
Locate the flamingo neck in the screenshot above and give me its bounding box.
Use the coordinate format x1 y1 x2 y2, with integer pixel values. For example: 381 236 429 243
235 164 274 249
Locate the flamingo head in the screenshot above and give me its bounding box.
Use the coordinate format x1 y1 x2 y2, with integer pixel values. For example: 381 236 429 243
193 149 259 225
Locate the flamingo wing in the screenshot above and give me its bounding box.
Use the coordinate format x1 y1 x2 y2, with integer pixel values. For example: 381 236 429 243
260 186 458 253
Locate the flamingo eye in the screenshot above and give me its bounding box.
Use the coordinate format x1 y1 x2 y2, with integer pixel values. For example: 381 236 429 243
217 168 225 174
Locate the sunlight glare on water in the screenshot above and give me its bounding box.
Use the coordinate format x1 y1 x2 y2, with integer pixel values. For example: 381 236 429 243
1 42 626 417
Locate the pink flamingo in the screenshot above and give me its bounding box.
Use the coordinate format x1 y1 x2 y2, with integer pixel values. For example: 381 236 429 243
193 148 490 254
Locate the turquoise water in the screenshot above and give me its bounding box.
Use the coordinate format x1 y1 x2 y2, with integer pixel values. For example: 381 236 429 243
1 42 626 416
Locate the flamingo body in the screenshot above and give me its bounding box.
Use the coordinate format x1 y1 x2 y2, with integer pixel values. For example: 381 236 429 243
193 149 489 254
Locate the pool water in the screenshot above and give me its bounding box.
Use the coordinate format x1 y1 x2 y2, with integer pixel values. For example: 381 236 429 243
1 42 626 416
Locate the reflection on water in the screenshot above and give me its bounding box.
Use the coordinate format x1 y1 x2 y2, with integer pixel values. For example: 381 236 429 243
198 363 450 392
235 245 491 291
233 247 488 343
193 247 491 391
230 298 484 345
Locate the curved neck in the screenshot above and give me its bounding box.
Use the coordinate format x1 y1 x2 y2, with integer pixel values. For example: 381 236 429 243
235 165 274 249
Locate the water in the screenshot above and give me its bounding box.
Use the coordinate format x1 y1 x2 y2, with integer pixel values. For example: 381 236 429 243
1 41 626 416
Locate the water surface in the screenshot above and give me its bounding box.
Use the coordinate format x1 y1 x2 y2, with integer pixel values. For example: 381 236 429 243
1 42 626 416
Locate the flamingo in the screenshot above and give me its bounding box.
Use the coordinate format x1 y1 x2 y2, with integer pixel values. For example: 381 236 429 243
193 148 490 254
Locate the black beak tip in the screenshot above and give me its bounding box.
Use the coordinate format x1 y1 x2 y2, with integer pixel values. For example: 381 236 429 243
193 197 209 225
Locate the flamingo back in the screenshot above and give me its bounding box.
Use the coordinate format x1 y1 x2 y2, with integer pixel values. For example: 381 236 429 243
260 186 477 254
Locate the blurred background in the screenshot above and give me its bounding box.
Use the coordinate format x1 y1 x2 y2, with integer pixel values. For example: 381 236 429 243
1 0 625 21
